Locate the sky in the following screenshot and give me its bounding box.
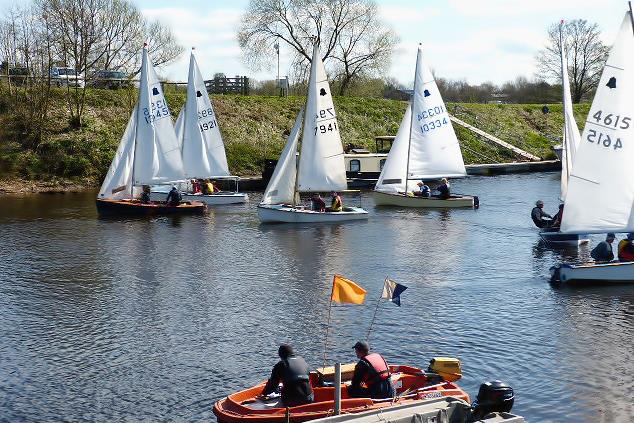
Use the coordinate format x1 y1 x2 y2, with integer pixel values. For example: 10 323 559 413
0 0 629 86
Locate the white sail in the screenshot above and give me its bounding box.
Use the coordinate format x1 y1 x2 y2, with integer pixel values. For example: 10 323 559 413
375 103 412 193
180 49 230 179
408 45 466 181
97 106 138 199
133 45 185 185
297 46 347 192
560 38 582 201
561 13 634 234
261 108 303 205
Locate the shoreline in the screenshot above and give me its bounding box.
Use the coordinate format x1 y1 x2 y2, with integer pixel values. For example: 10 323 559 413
1 161 560 195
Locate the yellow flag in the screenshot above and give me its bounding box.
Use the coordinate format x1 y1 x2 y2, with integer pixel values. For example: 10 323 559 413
331 275 366 304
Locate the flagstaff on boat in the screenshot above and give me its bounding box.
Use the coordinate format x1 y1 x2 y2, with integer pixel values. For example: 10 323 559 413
551 8 634 284
257 44 368 223
372 44 476 208
149 48 248 205
96 44 205 216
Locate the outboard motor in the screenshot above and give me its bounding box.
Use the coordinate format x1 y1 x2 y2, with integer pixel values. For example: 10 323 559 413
470 380 514 421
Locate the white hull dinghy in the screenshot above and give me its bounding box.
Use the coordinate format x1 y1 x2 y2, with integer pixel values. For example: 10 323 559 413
551 10 634 285
151 48 248 204
551 261 634 284
258 45 368 224
373 45 476 209
257 204 368 223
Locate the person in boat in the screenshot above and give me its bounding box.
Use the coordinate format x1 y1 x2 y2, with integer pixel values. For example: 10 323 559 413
590 233 616 262
191 179 201 194
349 341 395 399
551 204 565 228
311 193 326 212
140 185 151 204
531 200 554 228
166 186 182 206
434 178 451 199
261 344 314 407
413 181 431 198
327 192 343 212
617 233 634 262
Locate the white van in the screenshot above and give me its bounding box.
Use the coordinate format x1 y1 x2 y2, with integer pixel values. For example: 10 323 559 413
50 67 84 88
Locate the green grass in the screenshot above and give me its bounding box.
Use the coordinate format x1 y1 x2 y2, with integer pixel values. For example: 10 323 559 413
0 87 589 185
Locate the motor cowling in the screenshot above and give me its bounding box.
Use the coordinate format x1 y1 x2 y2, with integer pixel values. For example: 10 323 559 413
471 380 514 420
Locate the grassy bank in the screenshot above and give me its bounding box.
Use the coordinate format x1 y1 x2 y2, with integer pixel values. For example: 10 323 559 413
0 87 589 191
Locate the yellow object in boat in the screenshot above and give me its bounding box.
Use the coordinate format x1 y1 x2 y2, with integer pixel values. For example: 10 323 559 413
428 357 462 382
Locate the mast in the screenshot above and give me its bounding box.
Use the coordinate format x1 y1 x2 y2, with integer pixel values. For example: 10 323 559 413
559 22 570 186
629 2 634 35
404 44 422 193
129 43 147 198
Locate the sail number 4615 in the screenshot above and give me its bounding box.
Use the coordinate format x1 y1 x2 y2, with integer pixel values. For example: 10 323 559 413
587 129 622 150
592 110 630 129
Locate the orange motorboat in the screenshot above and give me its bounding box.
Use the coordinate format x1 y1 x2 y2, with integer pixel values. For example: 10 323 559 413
213 361 470 423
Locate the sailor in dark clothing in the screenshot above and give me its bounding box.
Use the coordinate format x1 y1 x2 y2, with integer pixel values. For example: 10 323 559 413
435 178 451 199
166 186 182 206
591 233 616 262
348 341 395 399
531 200 553 228
261 344 314 407
140 185 151 204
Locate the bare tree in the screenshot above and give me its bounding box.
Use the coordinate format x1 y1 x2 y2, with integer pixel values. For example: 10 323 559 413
536 19 609 103
237 0 398 95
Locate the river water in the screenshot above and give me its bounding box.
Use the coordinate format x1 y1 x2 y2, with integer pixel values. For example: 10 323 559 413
0 172 632 422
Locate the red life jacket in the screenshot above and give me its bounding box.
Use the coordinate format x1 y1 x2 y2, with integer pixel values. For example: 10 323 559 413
361 353 390 385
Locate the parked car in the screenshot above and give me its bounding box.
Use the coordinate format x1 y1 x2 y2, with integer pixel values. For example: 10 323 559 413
7 66 30 86
91 70 129 89
50 67 84 88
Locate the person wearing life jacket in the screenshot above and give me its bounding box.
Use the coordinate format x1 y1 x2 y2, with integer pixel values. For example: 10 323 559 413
348 341 395 399
328 192 343 212
261 344 314 407
617 233 634 262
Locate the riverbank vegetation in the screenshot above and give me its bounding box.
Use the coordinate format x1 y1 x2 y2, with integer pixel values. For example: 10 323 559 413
0 86 590 191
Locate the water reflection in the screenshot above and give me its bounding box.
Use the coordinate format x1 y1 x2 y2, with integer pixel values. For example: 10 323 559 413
1 174 633 422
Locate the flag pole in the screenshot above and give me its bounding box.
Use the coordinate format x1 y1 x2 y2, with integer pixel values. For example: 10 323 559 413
366 277 387 342
323 277 335 369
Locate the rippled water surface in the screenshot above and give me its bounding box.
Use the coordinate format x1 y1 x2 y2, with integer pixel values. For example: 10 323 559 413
1 173 633 422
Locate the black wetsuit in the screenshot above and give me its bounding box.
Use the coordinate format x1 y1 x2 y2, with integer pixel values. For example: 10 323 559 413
531 206 552 228
166 189 182 205
436 184 450 199
262 355 314 407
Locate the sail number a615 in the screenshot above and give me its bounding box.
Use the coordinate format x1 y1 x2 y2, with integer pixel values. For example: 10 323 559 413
587 129 623 150
592 110 630 129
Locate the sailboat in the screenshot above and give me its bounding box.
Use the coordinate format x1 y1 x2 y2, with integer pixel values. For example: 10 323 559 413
150 48 248 205
539 22 589 245
96 44 205 215
257 45 368 223
373 45 476 208
550 9 634 284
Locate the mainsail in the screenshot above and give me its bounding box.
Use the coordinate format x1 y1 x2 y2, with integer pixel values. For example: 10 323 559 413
561 12 634 234
559 27 582 201
177 49 230 179
297 46 347 192
407 45 466 186
133 45 185 185
375 104 412 193
261 108 303 205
